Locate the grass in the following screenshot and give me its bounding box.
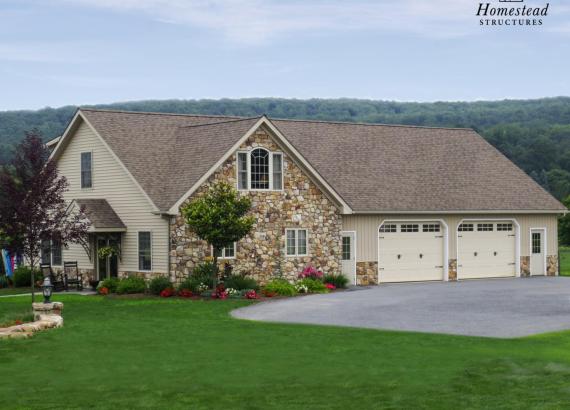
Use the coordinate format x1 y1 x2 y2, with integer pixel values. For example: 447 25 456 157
0 287 35 296
2 295 570 409
560 247 570 276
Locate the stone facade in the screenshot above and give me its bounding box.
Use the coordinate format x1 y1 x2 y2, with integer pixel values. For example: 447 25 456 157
170 126 343 284
547 255 558 276
448 259 457 281
520 256 530 277
356 261 378 285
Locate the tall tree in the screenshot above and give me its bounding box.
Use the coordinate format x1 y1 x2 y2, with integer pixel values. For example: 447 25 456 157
181 182 254 283
0 131 90 301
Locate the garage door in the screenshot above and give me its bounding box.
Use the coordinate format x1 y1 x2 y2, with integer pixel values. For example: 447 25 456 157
457 221 516 279
378 222 444 283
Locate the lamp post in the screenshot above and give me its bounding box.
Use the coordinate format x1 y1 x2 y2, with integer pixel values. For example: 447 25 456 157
42 277 53 304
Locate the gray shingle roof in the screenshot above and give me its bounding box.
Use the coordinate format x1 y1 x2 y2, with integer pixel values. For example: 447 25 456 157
78 109 565 213
75 198 126 229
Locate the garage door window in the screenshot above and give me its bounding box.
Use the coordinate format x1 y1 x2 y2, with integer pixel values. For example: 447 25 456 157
422 224 440 232
342 237 351 260
497 223 513 231
477 223 493 232
379 224 397 233
400 224 419 233
458 223 474 232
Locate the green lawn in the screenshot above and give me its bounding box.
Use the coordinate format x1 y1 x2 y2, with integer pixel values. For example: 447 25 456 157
560 247 570 276
0 287 35 296
2 295 570 409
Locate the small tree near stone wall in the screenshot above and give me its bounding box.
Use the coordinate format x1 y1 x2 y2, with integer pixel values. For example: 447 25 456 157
181 182 255 284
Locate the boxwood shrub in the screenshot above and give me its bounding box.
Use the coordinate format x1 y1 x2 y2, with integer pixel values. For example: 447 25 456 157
116 276 147 294
323 273 349 289
223 274 259 291
98 277 120 293
264 279 297 296
149 276 173 295
13 266 43 288
297 278 328 293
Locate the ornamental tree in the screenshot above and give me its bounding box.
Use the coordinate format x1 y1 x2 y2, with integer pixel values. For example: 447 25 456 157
181 181 254 281
0 131 90 300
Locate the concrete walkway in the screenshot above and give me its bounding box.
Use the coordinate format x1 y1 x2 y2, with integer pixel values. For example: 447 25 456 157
232 277 570 338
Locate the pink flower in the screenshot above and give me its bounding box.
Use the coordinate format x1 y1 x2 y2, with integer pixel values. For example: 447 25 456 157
298 265 324 280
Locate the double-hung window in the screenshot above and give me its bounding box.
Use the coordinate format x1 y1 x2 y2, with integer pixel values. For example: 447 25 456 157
237 149 283 190
138 232 152 271
286 229 308 257
214 243 236 259
81 152 92 189
40 237 62 266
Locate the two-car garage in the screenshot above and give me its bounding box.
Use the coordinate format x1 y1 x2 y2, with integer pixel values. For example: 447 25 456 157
378 220 518 283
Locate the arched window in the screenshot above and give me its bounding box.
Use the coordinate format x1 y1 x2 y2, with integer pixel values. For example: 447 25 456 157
236 148 283 190
250 148 270 189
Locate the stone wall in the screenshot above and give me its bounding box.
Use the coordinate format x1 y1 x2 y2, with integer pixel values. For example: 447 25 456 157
356 261 378 285
547 255 558 276
448 259 457 281
170 126 343 284
520 256 530 277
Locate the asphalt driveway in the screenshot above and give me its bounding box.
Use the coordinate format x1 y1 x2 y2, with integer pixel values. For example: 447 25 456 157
232 277 570 338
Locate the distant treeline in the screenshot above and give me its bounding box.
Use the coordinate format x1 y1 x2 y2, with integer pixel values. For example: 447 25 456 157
1 97 570 199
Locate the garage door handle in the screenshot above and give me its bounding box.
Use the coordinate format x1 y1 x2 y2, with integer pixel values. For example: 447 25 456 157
419 254 423 259
494 251 497 256
397 254 401 259
474 252 478 257
435 265 443 268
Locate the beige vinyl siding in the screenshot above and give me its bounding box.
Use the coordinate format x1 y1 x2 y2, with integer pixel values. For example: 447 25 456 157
56 120 169 273
343 214 559 262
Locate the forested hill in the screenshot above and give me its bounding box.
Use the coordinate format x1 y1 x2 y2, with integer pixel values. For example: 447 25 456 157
1 97 570 199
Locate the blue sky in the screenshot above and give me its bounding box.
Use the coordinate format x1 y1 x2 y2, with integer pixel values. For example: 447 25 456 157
0 0 569 111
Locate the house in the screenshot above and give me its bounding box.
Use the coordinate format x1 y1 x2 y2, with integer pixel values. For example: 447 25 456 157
46 108 566 286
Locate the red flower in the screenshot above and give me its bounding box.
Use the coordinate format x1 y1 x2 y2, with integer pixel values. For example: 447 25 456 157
263 290 277 298
325 283 336 290
178 289 193 298
99 287 109 295
245 290 258 299
14 320 23 325
160 288 175 298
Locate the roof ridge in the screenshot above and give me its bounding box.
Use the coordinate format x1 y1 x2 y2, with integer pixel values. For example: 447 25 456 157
79 107 245 120
79 108 472 131
270 116 474 131
177 116 262 129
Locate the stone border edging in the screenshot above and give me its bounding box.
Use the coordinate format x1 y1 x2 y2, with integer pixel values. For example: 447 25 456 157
0 302 64 340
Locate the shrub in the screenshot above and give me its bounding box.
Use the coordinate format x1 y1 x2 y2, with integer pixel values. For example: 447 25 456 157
149 276 173 295
192 261 217 288
0 275 8 289
116 276 147 294
223 274 259 291
264 279 297 296
178 276 209 293
13 266 43 288
323 273 349 289
298 266 324 281
98 277 120 293
297 278 328 294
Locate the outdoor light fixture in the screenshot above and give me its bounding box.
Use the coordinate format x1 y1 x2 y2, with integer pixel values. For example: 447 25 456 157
42 277 53 304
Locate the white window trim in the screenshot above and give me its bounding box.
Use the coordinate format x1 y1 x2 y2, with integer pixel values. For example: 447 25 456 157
41 238 63 267
137 231 153 272
80 150 93 190
236 148 284 192
285 228 309 257
212 242 237 260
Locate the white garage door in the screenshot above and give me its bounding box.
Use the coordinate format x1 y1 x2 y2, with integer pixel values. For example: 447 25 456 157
457 221 516 279
378 223 444 283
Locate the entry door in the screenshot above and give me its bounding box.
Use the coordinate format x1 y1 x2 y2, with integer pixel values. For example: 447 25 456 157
96 235 119 280
530 229 545 276
341 232 356 285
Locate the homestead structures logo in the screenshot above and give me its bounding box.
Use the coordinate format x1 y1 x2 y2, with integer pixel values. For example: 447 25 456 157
477 0 550 26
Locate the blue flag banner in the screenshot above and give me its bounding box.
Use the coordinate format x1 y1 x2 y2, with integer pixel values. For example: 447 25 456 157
2 249 13 277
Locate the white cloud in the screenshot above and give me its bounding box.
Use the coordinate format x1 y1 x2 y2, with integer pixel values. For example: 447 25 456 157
60 0 477 45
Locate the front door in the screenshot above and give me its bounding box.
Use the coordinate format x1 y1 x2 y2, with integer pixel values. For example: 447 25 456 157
341 232 356 285
530 229 545 276
97 235 119 280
